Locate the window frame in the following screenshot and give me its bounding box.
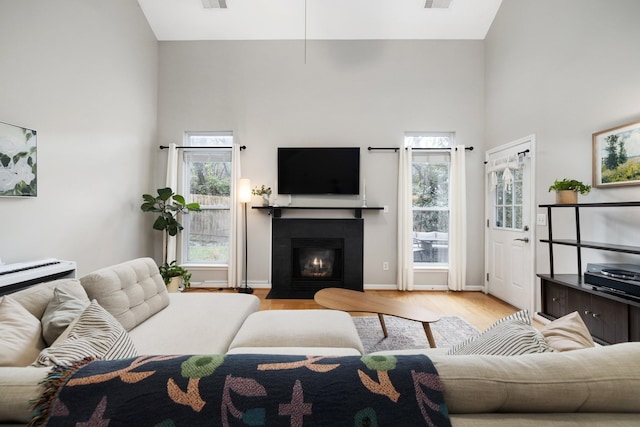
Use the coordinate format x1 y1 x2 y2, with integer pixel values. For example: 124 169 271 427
180 131 234 267
407 132 454 267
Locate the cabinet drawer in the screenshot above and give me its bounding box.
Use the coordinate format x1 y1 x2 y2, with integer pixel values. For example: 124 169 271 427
542 281 568 319
630 306 640 342
587 294 628 344
567 289 629 344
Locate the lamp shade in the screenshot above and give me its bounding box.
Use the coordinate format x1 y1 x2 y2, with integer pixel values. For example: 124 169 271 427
238 178 252 203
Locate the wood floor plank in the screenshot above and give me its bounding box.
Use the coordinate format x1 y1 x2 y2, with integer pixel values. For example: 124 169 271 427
187 287 541 332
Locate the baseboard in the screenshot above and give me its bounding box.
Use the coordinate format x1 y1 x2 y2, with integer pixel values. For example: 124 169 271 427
190 282 485 292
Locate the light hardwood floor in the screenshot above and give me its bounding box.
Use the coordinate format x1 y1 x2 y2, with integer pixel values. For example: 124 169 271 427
189 288 522 331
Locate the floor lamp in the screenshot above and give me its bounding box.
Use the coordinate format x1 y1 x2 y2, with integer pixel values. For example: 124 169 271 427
238 178 253 294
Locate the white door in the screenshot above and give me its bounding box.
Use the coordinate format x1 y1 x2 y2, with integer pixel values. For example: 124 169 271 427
485 136 536 312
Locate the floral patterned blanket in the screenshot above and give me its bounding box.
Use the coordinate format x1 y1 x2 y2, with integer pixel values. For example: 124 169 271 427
31 354 451 427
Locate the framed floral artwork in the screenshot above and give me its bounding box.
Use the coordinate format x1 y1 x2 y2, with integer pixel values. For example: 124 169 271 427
0 121 37 197
592 120 640 188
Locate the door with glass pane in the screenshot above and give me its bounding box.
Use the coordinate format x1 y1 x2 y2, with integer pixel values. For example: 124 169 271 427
485 136 535 311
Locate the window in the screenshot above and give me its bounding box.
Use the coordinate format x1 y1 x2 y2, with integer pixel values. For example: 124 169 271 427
494 167 524 230
407 133 453 265
181 132 233 265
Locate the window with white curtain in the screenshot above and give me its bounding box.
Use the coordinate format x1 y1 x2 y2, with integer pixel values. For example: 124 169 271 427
407 132 453 265
181 132 233 265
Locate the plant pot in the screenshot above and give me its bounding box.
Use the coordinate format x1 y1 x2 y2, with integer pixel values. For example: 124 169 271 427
262 193 270 206
167 276 181 293
556 190 578 204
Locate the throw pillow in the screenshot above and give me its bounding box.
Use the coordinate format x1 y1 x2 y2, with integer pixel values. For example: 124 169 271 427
541 311 595 351
33 300 137 367
0 296 46 366
41 287 90 346
447 310 554 356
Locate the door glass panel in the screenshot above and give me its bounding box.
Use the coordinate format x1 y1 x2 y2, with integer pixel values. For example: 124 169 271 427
494 167 524 231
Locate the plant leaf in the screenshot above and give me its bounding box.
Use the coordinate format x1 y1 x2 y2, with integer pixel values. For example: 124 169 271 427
158 187 173 201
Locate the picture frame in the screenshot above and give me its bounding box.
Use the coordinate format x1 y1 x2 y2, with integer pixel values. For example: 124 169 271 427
592 120 640 188
0 121 37 197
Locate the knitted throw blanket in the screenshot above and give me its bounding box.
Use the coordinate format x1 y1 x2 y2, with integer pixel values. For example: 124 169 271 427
31 354 451 427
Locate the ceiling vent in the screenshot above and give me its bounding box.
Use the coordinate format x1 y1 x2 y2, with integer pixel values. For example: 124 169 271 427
202 0 227 8
425 0 452 8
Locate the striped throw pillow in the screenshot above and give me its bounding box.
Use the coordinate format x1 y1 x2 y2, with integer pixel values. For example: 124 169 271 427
447 310 554 356
33 300 137 367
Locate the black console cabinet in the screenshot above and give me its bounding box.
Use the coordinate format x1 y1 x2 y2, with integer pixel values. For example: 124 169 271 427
537 202 640 345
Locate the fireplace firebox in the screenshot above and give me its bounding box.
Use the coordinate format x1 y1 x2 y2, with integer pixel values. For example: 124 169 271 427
269 218 363 299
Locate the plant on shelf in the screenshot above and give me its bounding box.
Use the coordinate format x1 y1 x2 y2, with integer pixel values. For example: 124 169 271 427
251 185 272 206
548 179 591 204
140 187 200 289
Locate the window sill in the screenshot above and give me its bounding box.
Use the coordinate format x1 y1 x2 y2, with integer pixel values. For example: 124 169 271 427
414 264 449 272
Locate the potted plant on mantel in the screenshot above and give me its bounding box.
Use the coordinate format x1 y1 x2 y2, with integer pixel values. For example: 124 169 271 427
140 187 200 292
548 179 591 204
251 185 272 206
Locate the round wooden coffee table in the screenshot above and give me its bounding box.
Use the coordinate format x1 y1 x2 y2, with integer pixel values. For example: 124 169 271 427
314 288 441 348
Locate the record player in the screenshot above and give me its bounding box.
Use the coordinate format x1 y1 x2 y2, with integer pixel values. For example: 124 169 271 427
584 263 640 298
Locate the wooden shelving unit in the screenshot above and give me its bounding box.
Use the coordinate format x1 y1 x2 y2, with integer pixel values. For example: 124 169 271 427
537 201 640 344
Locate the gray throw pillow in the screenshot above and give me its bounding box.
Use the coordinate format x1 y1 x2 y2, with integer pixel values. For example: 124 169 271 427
41 287 89 346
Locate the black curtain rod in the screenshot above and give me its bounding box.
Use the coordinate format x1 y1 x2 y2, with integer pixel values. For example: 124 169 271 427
159 145 246 150
368 146 474 152
483 148 530 164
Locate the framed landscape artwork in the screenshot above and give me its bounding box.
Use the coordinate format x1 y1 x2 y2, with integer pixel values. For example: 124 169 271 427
0 121 37 197
592 120 640 188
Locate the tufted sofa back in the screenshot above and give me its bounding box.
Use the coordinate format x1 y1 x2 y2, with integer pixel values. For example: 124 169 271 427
80 258 169 331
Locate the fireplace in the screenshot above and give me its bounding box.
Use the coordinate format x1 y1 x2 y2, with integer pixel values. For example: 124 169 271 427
270 218 363 299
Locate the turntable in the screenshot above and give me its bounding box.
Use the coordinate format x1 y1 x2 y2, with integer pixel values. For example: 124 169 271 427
584 263 640 298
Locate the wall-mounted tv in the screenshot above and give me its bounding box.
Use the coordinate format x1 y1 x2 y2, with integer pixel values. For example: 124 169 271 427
278 147 360 195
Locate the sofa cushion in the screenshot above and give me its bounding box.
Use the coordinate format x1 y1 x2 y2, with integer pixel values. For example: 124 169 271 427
0 366 50 424
128 293 260 354
447 310 554 356
33 300 137 367
0 296 46 367
541 311 595 352
80 257 169 331
41 287 89 346
433 342 640 414
228 310 365 354
8 278 88 320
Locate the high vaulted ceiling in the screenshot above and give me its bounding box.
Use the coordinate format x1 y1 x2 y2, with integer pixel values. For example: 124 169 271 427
137 0 503 41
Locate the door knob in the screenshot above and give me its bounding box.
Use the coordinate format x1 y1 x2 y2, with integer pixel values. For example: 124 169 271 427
514 237 530 242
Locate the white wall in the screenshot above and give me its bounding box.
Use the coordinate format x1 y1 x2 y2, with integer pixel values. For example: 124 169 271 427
485 0 640 281
157 40 486 288
0 0 159 275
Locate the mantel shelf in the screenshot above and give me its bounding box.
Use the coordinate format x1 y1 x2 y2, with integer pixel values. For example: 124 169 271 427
252 206 384 218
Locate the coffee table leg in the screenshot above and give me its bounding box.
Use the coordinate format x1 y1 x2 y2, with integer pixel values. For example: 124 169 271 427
422 322 437 348
377 313 388 338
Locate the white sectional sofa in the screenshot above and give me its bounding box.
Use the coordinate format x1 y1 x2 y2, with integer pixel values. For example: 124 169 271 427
1 258 639 426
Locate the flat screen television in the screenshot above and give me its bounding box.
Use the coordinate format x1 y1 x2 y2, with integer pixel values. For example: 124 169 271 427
278 147 360 195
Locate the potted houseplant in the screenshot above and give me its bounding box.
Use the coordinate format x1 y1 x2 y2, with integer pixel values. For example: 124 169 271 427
140 187 200 291
252 184 272 206
159 261 192 292
548 179 591 204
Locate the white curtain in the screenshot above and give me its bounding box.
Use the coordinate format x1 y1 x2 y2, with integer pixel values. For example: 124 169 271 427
448 145 467 291
164 143 179 265
228 143 243 289
397 143 414 291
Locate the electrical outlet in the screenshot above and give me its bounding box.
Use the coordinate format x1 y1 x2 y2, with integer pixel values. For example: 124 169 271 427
383 205 389 213
536 213 547 226
383 261 389 271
